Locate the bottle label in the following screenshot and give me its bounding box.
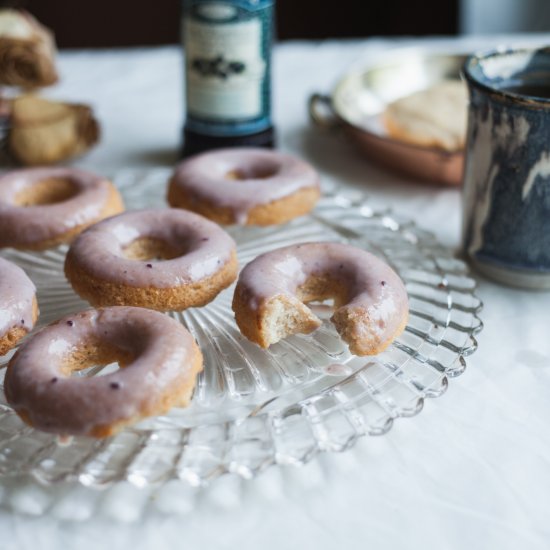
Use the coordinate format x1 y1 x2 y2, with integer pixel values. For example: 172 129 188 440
182 0 273 137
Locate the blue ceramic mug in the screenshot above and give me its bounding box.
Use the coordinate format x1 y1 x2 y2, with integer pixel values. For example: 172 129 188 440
462 47 550 289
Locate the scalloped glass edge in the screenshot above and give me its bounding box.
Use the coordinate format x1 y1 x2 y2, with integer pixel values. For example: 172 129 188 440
0 169 483 489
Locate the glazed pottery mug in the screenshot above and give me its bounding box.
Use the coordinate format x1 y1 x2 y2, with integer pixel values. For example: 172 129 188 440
462 47 550 289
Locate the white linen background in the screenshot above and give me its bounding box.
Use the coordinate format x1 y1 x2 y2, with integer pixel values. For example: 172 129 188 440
0 36 549 550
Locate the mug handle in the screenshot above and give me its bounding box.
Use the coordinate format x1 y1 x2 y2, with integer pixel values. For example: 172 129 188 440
308 93 341 130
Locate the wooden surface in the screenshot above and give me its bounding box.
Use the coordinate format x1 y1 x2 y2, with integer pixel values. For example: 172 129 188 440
10 0 458 48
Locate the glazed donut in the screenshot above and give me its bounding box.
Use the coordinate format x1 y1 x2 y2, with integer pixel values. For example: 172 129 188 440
232 242 409 356
167 148 321 225
64 208 238 311
4 307 203 437
0 167 124 250
0 257 39 356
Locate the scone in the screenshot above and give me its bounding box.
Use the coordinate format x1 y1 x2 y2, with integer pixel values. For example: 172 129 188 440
383 80 468 152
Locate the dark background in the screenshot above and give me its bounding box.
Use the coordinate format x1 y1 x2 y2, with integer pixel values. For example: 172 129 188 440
3 0 459 48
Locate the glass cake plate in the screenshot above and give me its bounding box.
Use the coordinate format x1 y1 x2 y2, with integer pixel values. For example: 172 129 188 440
0 169 482 488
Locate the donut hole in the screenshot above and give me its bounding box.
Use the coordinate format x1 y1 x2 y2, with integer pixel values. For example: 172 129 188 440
122 237 185 262
62 341 137 378
297 274 350 310
225 162 279 181
14 177 79 207
260 275 351 345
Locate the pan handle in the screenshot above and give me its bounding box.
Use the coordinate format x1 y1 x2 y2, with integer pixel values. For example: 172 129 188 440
308 93 340 129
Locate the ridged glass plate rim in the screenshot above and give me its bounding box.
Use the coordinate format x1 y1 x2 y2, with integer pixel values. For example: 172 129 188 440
0 168 483 488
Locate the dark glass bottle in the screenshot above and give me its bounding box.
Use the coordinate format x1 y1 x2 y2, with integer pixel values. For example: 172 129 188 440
181 0 275 156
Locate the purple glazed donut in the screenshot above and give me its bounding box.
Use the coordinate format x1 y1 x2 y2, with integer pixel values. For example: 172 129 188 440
232 242 409 355
0 257 38 356
4 306 203 437
0 167 124 250
167 148 321 225
64 208 238 311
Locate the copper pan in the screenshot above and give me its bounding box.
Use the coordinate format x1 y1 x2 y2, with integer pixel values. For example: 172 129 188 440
309 49 468 186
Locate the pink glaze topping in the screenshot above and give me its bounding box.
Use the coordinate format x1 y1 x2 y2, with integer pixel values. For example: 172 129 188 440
66 208 237 288
171 148 320 224
4 307 201 436
238 242 409 345
0 257 36 341
0 167 114 248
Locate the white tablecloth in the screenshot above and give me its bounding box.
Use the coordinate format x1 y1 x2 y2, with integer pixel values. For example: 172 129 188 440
1 35 550 550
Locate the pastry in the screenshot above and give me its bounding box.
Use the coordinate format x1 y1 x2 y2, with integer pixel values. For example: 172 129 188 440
4 306 203 437
232 242 409 355
383 80 468 151
65 208 238 311
0 167 124 250
168 148 321 225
